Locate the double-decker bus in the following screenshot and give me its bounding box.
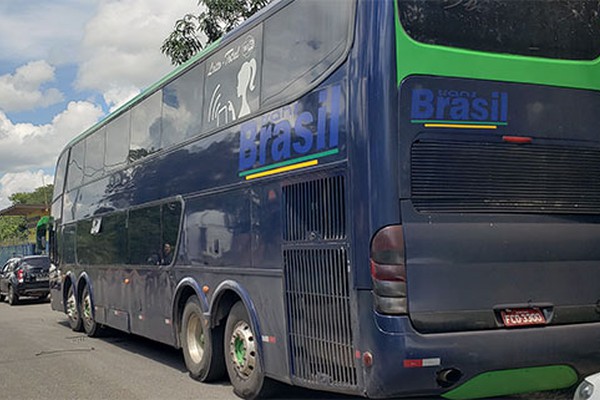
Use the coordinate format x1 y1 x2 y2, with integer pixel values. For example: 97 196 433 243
49 0 600 398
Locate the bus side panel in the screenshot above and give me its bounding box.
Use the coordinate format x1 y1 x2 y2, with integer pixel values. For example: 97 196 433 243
178 188 290 380
131 265 176 345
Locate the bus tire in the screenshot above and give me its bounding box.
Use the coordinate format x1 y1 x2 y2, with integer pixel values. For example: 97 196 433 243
7 285 19 305
0 293 4 302
81 285 100 337
181 296 225 382
224 301 275 399
66 284 83 332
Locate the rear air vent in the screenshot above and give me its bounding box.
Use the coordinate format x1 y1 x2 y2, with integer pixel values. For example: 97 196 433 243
283 176 346 241
411 139 600 214
285 247 357 388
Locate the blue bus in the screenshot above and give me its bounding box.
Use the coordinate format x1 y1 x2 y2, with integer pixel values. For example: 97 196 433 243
49 0 600 398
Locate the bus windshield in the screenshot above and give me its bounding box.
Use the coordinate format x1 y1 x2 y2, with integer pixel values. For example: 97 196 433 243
397 0 600 60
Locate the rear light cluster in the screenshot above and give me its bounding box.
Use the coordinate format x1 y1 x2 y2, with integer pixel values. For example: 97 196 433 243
16 268 24 283
370 225 407 314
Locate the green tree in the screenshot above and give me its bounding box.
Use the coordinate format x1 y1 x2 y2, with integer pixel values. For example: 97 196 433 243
9 184 53 206
0 216 28 244
0 184 53 245
161 0 271 65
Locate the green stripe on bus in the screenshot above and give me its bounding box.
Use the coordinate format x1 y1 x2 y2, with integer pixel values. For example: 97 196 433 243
239 148 339 177
442 365 577 400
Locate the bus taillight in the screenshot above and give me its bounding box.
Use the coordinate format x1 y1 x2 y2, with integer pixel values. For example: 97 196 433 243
370 225 407 315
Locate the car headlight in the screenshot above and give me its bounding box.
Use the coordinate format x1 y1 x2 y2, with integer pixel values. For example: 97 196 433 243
575 380 595 400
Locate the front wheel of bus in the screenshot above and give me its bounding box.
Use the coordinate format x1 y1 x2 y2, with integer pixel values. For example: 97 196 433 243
181 296 225 382
66 284 83 332
225 301 274 399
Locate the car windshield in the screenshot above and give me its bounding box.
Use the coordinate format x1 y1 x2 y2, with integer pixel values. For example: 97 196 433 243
23 257 50 269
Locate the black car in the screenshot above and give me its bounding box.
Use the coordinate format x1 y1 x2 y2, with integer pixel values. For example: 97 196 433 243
0 255 51 305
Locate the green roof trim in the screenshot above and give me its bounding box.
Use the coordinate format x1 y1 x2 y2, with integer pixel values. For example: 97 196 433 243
65 38 222 149
442 365 577 400
394 1 600 91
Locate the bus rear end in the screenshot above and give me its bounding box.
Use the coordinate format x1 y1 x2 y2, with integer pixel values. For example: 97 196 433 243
364 1 600 398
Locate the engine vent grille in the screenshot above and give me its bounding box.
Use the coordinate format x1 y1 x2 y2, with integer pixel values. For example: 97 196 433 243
284 247 357 388
411 139 600 214
283 176 346 241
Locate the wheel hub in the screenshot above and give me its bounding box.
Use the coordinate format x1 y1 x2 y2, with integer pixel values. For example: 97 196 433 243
229 321 256 378
67 291 78 321
83 292 92 325
186 313 205 364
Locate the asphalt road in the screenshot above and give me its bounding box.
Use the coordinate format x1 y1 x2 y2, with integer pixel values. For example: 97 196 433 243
0 299 575 400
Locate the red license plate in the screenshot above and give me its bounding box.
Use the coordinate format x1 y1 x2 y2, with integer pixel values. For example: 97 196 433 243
500 308 546 327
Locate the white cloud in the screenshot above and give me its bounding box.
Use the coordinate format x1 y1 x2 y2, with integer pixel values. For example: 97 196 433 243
0 170 54 209
103 85 141 113
77 0 199 108
0 1 100 66
0 101 104 174
0 0 199 205
0 60 64 112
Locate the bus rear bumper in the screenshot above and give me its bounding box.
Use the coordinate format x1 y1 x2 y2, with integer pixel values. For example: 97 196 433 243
362 312 600 398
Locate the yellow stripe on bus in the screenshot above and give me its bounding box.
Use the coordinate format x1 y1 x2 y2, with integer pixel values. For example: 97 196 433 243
245 159 318 180
424 123 498 130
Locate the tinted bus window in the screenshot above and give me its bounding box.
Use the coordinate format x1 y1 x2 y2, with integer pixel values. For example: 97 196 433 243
186 195 250 267
203 25 262 131
62 224 77 264
162 64 204 147
130 91 162 162
128 205 162 265
262 0 353 105
84 128 106 183
105 111 130 170
162 201 181 248
51 197 62 222
397 0 600 60
77 213 127 265
53 152 68 200
67 140 85 190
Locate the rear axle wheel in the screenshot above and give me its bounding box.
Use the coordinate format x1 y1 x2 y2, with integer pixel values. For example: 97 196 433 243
66 285 82 332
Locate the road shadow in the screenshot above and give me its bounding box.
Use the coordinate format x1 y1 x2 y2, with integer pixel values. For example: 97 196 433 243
52 316 571 400
3 296 51 306
53 315 440 399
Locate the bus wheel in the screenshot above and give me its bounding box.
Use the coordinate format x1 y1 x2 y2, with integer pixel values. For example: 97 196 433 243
81 285 100 337
66 285 83 332
225 301 274 399
181 296 224 382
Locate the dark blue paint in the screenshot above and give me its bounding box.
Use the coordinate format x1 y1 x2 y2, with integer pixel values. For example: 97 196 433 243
49 0 600 398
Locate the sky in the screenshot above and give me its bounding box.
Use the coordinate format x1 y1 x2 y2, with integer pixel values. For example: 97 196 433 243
0 0 200 208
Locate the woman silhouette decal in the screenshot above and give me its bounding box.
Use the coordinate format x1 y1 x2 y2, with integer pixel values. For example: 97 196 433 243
237 58 257 118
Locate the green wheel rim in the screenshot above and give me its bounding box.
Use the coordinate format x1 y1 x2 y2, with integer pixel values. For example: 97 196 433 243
229 321 257 379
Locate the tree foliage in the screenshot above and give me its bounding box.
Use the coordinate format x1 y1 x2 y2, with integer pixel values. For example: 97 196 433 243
0 216 28 244
0 184 53 245
161 0 271 65
9 184 53 206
